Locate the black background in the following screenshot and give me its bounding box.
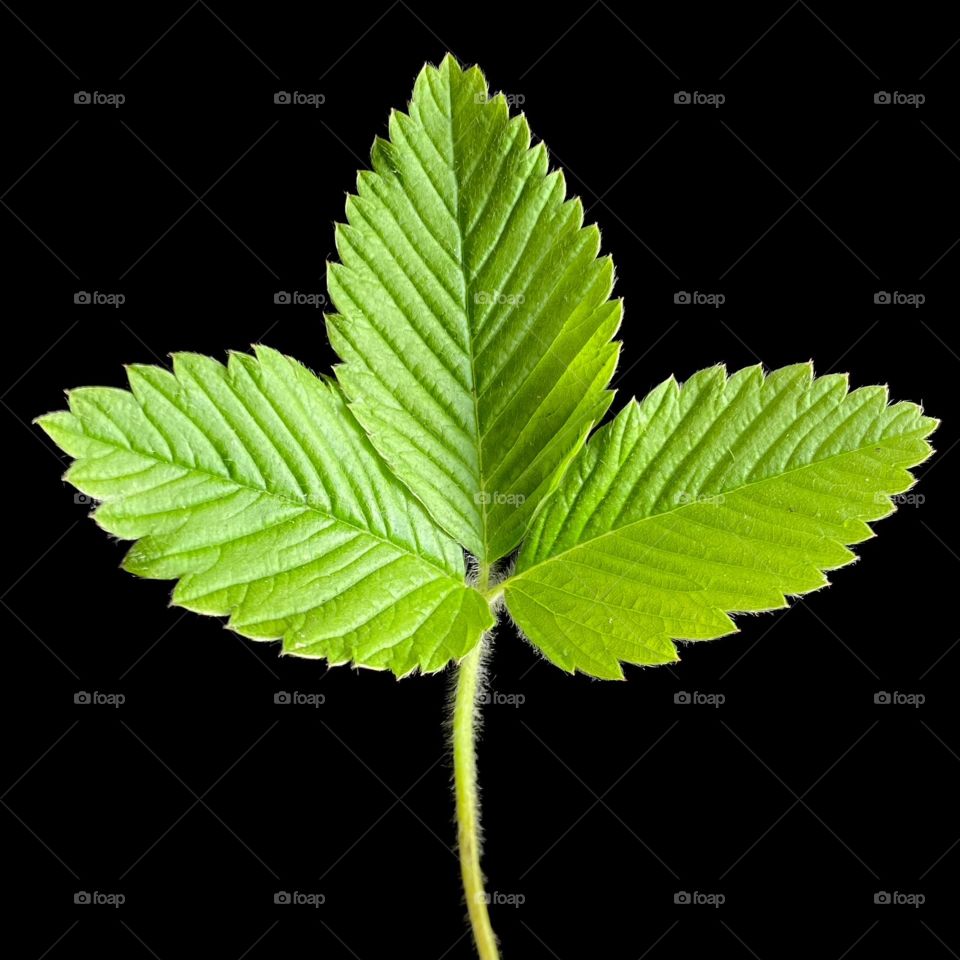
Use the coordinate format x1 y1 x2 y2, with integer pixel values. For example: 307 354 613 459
3 2 959 957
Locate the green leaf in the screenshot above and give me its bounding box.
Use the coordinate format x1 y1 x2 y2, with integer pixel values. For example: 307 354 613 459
37 346 493 676
326 54 621 563
504 363 937 679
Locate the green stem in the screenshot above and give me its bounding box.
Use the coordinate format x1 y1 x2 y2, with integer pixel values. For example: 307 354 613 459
453 563 500 959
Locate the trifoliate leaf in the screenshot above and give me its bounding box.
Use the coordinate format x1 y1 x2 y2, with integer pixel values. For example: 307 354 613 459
327 54 620 563
37 346 493 675
503 363 937 679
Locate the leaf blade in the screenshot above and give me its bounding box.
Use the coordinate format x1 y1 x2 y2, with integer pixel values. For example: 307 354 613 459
504 363 936 679
327 54 621 561
38 346 493 675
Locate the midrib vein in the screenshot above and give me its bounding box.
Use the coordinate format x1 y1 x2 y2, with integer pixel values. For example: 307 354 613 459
512 429 927 580
444 68 489 562
74 420 457 580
